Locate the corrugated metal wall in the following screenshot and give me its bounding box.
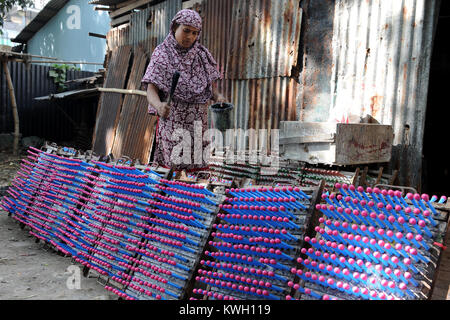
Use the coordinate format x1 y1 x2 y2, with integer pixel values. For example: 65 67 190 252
297 0 335 122
98 0 302 159
193 0 302 150
106 0 181 51
198 0 232 80
329 0 437 144
0 61 94 142
130 0 181 50
225 0 302 79
298 0 439 189
98 0 438 187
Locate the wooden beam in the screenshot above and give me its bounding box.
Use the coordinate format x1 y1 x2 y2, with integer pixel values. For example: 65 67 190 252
115 0 137 9
89 32 107 39
110 0 154 19
111 13 131 27
94 7 112 11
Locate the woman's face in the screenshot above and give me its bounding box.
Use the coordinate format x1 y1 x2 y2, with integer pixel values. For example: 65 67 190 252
174 24 200 48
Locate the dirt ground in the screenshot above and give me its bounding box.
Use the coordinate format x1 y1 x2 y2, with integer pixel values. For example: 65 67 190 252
0 150 114 300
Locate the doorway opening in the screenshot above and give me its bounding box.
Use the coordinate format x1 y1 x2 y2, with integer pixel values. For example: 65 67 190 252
422 1 450 196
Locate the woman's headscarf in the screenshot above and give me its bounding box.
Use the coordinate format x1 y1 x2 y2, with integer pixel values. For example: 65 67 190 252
142 9 222 105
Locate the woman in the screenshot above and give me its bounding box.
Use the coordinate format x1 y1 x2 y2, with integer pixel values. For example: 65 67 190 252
141 9 225 174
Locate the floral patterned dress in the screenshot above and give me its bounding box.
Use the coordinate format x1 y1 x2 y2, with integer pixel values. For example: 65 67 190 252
141 9 221 171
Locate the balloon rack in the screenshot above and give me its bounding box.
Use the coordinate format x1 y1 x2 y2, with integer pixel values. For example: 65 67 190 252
1 146 448 300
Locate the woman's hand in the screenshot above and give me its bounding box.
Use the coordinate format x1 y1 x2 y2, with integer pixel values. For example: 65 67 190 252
146 83 170 118
215 93 227 103
157 101 171 119
211 82 227 104
212 92 227 103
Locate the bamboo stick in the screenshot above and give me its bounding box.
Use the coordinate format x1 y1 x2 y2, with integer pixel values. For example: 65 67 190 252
28 60 104 65
2 60 20 155
0 50 59 60
97 87 147 97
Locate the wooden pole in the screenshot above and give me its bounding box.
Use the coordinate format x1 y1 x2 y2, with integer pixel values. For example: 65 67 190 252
2 60 20 155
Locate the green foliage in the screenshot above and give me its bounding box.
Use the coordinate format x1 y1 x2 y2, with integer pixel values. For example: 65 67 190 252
48 64 81 92
0 0 34 34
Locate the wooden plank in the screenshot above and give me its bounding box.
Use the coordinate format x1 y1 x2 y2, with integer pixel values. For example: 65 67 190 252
281 143 337 165
279 133 335 145
280 122 394 165
429 208 450 299
430 286 450 300
92 45 132 157
280 121 336 139
111 46 157 164
335 123 394 165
